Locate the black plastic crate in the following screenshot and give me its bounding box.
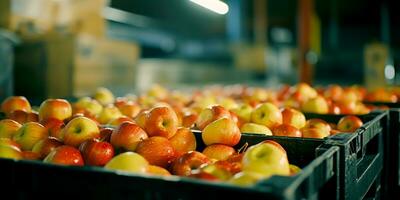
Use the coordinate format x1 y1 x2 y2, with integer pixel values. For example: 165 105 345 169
363 101 400 198
313 111 388 200
0 132 340 200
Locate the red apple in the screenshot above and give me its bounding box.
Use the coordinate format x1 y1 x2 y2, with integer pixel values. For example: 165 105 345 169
169 127 196 157
13 122 48 151
39 99 72 122
108 116 135 126
202 144 236 161
171 151 211 176
79 138 114 166
145 106 178 139
116 101 141 119
111 122 148 152
99 127 113 142
1 96 31 116
281 108 306 129
189 170 219 181
202 117 241 146
302 128 330 139
182 112 198 128
41 118 65 141
0 119 22 139
272 124 302 137
303 118 331 135
62 116 100 147
22 151 41 160
337 115 363 132
196 105 231 130
324 84 343 102
8 110 39 124
43 145 84 166
135 136 176 168
32 137 63 159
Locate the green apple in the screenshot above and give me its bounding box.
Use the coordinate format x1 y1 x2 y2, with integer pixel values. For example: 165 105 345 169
240 123 272 135
104 152 149 174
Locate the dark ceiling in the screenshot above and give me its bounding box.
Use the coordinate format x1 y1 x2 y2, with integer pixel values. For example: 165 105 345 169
110 0 399 46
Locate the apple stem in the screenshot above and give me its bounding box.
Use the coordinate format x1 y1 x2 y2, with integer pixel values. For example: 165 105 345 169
237 142 249 154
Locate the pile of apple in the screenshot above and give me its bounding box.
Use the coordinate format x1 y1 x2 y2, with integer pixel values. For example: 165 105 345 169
0 84 367 188
0 92 303 187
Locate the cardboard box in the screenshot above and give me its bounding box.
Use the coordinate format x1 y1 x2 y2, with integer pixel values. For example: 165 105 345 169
13 32 75 100
74 35 140 96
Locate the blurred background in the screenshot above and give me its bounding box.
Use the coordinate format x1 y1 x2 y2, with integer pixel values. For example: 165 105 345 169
0 0 399 101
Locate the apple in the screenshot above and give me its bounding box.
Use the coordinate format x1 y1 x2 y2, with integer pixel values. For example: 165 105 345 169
1 96 31 116
145 106 178 139
79 138 114 166
240 123 272 135
302 128 330 139
146 84 168 100
43 145 84 166
228 171 265 187
116 101 141 119
281 108 306 129
32 137 63 159
8 110 39 124
202 117 241 146
202 144 236 161
219 97 239 110
301 96 329 114
13 122 48 151
242 141 290 177
169 127 196 157
108 116 135 126
135 136 176 168
0 145 22 160
324 84 343 102
104 151 149 174
303 119 331 136
231 103 253 123
291 83 318 103
0 138 21 149
62 116 100 147
171 151 211 176
329 103 341 115
97 104 123 125
99 127 113 142
196 105 231 130
110 122 148 152
289 164 302 175
189 170 219 181
250 103 282 129
337 115 363 132
74 97 103 117
41 118 65 140
134 110 149 129
22 151 41 160
272 124 302 137
38 99 72 122
181 112 198 128
147 165 171 176
94 87 115 105
0 119 22 139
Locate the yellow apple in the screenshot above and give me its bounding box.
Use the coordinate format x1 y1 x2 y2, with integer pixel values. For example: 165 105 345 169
231 104 253 123
104 152 149 174
240 123 272 135
0 119 22 139
202 117 241 146
228 171 265 187
97 105 123 125
301 96 329 114
94 87 115 105
13 122 48 151
251 103 282 129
